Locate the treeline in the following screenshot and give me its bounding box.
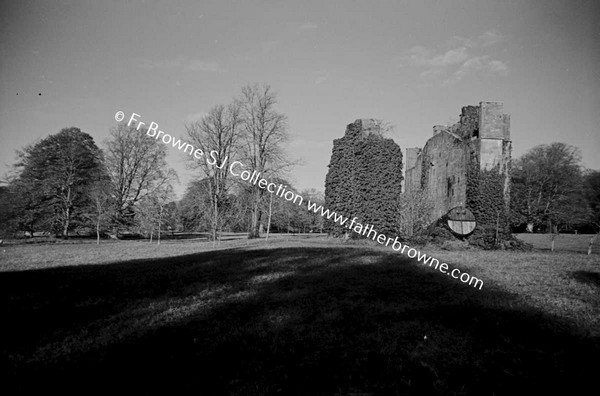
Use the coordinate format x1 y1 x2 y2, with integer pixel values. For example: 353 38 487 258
509 142 600 234
2 92 597 244
0 84 324 242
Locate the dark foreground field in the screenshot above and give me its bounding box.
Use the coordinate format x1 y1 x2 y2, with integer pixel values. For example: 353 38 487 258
1 239 599 395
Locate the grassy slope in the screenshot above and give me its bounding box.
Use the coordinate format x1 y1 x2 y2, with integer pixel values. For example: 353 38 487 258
1 238 599 395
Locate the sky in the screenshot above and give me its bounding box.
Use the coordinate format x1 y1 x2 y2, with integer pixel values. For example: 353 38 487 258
1 0 599 198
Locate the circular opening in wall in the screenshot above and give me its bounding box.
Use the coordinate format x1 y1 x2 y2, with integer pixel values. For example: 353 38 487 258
446 206 476 236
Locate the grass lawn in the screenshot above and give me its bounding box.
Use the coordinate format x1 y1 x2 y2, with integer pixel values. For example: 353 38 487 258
515 232 599 254
1 238 599 395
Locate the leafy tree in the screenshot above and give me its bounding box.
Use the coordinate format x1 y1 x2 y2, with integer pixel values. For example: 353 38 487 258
0 185 17 238
583 170 600 253
6 172 49 236
11 127 106 237
584 170 600 228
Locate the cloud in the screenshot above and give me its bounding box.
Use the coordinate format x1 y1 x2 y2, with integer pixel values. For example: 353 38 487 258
478 31 505 47
401 31 508 86
139 56 223 73
443 56 508 86
488 59 509 73
299 22 317 31
407 46 469 67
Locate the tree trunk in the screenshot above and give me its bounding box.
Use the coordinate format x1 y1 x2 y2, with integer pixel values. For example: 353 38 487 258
111 225 120 240
213 197 218 248
589 233 599 255
157 205 164 245
63 186 72 239
266 191 273 242
249 196 261 238
495 210 500 246
96 218 100 245
63 206 70 238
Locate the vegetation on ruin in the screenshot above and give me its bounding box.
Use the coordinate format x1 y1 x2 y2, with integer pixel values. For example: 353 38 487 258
466 159 511 248
324 122 403 237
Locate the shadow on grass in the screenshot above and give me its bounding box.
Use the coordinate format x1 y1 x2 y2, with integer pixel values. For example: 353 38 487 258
571 270 600 288
1 246 598 395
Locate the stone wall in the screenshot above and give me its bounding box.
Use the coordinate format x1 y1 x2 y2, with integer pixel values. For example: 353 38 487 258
405 101 511 234
417 130 469 220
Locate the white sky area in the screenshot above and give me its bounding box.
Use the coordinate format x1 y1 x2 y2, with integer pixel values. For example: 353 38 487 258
1 0 599 198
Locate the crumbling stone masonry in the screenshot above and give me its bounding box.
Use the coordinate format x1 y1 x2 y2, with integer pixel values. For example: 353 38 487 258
405 102 512 241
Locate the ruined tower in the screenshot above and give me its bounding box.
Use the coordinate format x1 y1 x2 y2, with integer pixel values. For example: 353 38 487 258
324 119 403 237
405 102 512 238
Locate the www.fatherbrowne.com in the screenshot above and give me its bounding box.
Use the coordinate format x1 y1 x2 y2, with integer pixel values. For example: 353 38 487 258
121 110 483 290
304 203 483 290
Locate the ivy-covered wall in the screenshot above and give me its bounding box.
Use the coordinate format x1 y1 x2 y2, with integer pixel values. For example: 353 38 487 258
466 142 511 246
404 102 512 248
324 119 403 237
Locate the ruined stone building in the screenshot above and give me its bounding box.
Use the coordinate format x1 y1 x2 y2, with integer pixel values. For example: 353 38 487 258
324 119 403 237
404 102 512 235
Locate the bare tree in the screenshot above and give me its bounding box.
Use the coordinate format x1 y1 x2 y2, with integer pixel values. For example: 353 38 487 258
155 185 175 245
185 102 244 246
511 143 589 233
239 84 292 238
136 196 159 242
85 180 113 244
587 222 600 255
104 123 177 236
398 189 434 238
